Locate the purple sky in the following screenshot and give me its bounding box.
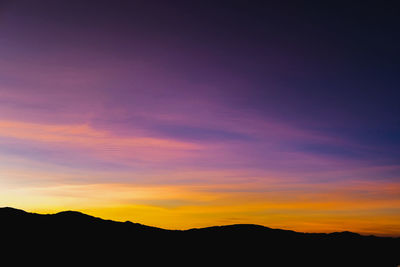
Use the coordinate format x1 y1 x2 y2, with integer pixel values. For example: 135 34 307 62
0 1 399 235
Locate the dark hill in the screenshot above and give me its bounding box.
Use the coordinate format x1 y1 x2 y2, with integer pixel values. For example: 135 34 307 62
1 207 398 266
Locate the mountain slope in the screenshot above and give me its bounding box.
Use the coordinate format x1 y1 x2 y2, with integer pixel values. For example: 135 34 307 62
1 207 398 266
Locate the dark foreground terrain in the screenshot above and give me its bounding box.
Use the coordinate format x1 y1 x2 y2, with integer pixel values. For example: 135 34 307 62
1 207 398 266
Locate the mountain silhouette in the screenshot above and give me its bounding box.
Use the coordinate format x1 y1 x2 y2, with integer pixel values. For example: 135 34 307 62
1 207 398 266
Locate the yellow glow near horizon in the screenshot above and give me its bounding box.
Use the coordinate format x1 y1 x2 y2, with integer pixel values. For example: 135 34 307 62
2 179 399 236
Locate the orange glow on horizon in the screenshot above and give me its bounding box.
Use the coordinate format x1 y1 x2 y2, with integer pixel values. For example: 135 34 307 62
1 179 399 237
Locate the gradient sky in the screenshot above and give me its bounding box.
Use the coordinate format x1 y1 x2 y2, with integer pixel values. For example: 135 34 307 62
1 0 399 236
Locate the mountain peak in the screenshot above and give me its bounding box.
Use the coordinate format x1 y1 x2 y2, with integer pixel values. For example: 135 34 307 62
55 210 90 217
0 207 28 215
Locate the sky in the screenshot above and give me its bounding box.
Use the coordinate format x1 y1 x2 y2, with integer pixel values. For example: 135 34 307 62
0 0 399 236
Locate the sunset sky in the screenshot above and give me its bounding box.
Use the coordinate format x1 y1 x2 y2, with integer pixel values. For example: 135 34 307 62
1 1 399 236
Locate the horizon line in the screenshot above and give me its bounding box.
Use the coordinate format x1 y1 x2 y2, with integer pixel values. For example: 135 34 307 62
2 206 399 238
